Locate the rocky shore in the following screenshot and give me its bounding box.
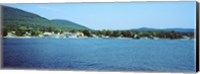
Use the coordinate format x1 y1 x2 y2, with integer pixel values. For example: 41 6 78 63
3 31 194 40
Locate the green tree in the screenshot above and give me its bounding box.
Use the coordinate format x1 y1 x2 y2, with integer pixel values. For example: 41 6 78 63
2 29 8 36
82 30 92 37
31 30 41 36
15 26 27 36
111 31 121 37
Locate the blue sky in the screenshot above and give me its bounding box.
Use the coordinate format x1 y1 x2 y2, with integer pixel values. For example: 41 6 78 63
4 2 196 30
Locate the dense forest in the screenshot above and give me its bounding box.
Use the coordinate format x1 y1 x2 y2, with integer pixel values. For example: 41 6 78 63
2 6 90 36
1 6 195 39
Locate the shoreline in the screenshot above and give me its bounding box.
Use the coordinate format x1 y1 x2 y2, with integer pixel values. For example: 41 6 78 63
2 36 194 40
4 30 194 41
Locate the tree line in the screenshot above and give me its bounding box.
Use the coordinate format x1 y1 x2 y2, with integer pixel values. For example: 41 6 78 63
2 25 194 39
79 29 194 39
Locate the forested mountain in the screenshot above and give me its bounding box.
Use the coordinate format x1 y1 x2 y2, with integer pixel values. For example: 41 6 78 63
52 19 90 30
2 6 89 36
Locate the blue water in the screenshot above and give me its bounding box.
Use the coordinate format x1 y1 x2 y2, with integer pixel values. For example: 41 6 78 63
2 38 195 72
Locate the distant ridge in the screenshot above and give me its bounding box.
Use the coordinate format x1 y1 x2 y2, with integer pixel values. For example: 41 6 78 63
132 27 194 33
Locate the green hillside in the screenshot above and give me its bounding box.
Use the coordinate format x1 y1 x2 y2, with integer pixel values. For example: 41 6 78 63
52 19 90 30
2 6 89 36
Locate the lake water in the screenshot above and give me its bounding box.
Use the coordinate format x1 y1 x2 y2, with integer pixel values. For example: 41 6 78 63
2 38 196 72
